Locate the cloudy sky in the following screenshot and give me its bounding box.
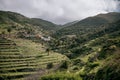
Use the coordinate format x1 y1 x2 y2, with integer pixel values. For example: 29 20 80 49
0 0 120 24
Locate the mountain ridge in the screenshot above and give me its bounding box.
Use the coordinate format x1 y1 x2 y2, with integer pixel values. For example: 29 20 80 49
54 12 120 37
0 11 59 32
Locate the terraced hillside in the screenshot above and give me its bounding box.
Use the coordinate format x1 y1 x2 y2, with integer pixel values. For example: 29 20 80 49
0 38 67 80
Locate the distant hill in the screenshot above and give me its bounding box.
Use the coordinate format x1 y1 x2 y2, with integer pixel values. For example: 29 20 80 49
54 12 120 37
0 11 29 24
0 11 59 33
31 18 58 31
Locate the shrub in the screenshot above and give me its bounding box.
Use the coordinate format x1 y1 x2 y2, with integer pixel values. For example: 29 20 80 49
98 45 116 59
88 56 96 62
72 66 79 70
46 63 53 69
59 61 69 70
73 59 84 66
95 66 120 80
88 63 99 69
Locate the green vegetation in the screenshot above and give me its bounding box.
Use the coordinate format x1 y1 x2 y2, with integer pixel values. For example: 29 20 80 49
40 72 82 80
47 12 120 80
0 11 120 80
0 11 60 36
54 12 120 37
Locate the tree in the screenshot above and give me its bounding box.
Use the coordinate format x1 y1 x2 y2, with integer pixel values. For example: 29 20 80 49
46 48 50 55
7 28 12 33
7 28 12 37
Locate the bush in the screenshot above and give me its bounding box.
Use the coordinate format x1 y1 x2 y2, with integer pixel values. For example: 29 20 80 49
59 61 69 70
98 45 116 59
73 59 84 66
95 66 120 80
46 63 53 69
88 63 99 69
88 56 97 62
72 66 79 70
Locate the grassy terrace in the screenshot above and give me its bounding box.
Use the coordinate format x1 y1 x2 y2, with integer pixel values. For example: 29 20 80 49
0 38 67 80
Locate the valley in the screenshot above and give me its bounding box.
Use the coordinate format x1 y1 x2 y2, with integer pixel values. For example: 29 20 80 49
0 11 120 80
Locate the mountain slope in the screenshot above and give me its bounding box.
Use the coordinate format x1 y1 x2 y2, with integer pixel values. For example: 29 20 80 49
54 12 120 37
31 18 58 31
0 10 120 80
80 22 120 79
0 11 68 80
0 11 58 32
47 15 120 80
40 20 120 80
50 12 120 55
0 11 30 24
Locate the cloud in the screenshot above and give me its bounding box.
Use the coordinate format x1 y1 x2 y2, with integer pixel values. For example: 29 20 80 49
0 0 120 24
